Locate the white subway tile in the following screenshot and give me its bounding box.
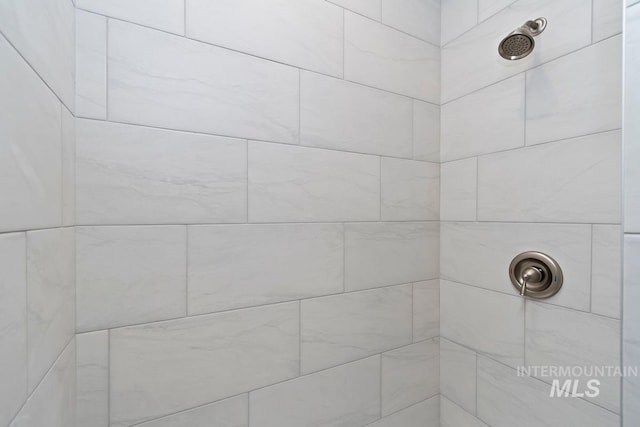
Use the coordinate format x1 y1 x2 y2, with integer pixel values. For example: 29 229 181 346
412 100 440 162
591 225 622 318
593 0 623 42
413 280 439 341
441 0 477 44
76 10 106 119
440 338 477 415
381 158 439 221
478 0 516 22
61 108 75 227
440 158 477 221
76 331 108 427
136 395 248 427
382 0 440 44
368 397 440 427
328 0 381 20
625 5 640 233
441 396 488 427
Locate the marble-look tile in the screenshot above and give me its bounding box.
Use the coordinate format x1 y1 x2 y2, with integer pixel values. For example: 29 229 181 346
26 228 75 392
76 226 187 331
136 395 248 427
0 36 62 233
61 108 75 227
441 0 477 45
249 356 380 427
381 0 440 44
441 74 525 161
526 36 622 145
381 158 439 221
441 396 489 427
345 222 439 291
441 222 592 311
76 120 247 225
10 340 76 427
248 142 380 222
110 303 299 427
328 0 381 20
381 339 439 415
0 233 27 427
593 0 623 42
300 71 412 158
477 355 620 427
441 281 524 368
478 131 622 224
525 301 621 413
188 224 343 315
591 225 622 318
412 100 440 162
478 0 516 22
0 0 75 110
76 10 106 119
623 235 640 424
623 341 640 426
186 0 343 77
77 0 185 35
108 20 299 144
368 397 440 427
440 338 477 414
413 280 439 341
76 331 108 427
630 0 640 6
625 4 640 233
442 0 591 102
440 158 477 221
301 285 412 373
344 12 439 102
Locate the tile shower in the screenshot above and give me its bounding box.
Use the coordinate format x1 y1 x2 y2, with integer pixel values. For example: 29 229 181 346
0 0 633 426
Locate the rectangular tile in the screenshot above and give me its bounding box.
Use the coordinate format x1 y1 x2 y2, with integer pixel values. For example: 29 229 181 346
108 20 299 144
249 356 379 427
300 71 412 157
381 340 439 415
478 0 515 22
441 281 524 368
412 100 439 162
623 235 640 424
381 158 439 221
328 0 381 20
441 0 477 44
591 225 622 318
188 224 343 315
248 142 380 222
76 10 106 119
61 108 75 227
441 397 488 427
0 36 62 232
186 0 343 77
478 131 622 223
593 0 623 42
624 4 640 233
301 285 412 373
76 226 187 331
441 74 524 162
526 36 622 145
344 12 439 102
413 280 439 341
345 222 439 291
136 395 248 427
76 331 108 427
381 0 440 44
440 338 477 414
441 222 592 311
110 303 299 427
368 397 439 427
440 158 477 221
76 120 247 225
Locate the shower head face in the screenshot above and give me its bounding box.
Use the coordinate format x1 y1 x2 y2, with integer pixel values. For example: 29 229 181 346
499 31 535 60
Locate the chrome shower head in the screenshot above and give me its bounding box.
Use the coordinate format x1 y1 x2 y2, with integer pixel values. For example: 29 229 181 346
499 17 547 60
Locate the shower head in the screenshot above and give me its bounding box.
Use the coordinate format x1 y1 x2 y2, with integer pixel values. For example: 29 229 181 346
499 17 547 60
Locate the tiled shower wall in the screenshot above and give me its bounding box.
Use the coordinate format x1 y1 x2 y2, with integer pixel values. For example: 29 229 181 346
73 1 441 426
0 0 76 426
439 0 623 426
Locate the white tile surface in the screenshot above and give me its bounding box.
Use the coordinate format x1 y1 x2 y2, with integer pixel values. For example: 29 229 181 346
301 285 412 373
300 71 413 158
76 331 108 427
0 0 75 110
0 233 27 427
623 236 640 424
186 0 343 77
61 108 75 227
413 280 439 341
76 226 187 331
526 36 622 145
441 0 478 45
441 74 525 161
441 222 593 311
344 12 439 102
591 225 622 318
76 120 247 225
328 0 381 20
525 301 621 413
136 395 248 427
477 355 620 427
478 131 622 223
440 158 477 221
76 10 106 119
440 338 477 414
625 4 640 233
412 100 440 162
381 0 440 44
77 0 185 35
381 158 439 221
248 142 380 222
345 222 439 291
108 20 299 144
593 0 623 42
441 396 489 427
441 280 524 368
110 303 299 427
381 339 439 415
249 356 380 427
188 223 343 314
478 0 516 22
0 36 62 232
26 228 75 392
368 397 440 427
